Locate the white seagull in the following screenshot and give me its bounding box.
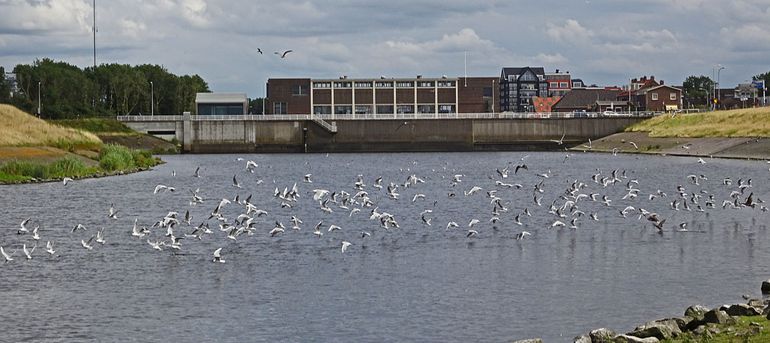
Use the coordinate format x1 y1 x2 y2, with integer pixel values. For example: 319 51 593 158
212 248 225 263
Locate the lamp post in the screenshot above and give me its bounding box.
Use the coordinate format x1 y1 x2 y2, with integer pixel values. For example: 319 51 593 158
149 81 154 116
37 81 41 117
714 64 725 106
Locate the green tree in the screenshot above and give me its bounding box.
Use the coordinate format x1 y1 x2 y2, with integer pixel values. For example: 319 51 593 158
0 66 11 103
249 98 265 114
682 75 714 108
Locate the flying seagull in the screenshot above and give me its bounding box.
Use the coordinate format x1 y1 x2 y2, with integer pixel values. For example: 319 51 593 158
257 48 263 54
275 50 293 58
212 248 225 263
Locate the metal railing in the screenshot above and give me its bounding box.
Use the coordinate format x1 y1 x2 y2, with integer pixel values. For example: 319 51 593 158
312 118 338 133
117 111 659 122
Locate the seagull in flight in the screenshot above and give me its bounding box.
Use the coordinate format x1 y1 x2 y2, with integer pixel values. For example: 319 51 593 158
212 248 225 263
45 241 55 255
232 174 242 188
275 50 293 58
256 48 263 54
1 246 14 262
154 184 175 194
62 177 74 186
550 133 566 145
341 241 352 253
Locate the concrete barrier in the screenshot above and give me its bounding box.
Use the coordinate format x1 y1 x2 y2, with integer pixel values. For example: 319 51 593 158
119 116 648 153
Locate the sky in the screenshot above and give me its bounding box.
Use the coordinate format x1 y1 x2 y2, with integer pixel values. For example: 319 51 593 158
1 0 769 96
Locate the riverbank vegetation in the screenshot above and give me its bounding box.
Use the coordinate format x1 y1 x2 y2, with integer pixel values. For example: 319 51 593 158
662 315 770 342
627 107 770 138
0 105 162 184
0 104 101 148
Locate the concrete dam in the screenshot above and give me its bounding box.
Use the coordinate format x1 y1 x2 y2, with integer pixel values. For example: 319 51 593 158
117 113 650 153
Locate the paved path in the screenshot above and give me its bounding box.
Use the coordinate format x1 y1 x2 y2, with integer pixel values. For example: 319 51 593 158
571 132 770 160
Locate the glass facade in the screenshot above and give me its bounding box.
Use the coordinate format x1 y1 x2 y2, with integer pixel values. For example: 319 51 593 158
376 105 394 114
197 103 245 115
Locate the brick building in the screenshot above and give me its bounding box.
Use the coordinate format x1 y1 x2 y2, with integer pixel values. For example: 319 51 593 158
266 76 499 115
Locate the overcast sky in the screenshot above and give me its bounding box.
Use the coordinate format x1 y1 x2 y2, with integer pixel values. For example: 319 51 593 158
1 0 769 96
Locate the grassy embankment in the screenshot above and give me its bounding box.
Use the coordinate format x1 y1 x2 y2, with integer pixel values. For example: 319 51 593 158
662 316 770 342
0 104 161 184
626 107 770 138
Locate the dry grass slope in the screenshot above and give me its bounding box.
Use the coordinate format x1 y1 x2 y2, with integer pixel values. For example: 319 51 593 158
626 107 770 138
0 104 102 147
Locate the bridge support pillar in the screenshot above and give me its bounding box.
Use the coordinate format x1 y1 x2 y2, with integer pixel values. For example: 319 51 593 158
182 112 192 153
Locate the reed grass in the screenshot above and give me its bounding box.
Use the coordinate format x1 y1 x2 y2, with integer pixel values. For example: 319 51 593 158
0 104 102 147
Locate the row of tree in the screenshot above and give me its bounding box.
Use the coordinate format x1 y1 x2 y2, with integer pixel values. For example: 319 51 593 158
0 59 210 119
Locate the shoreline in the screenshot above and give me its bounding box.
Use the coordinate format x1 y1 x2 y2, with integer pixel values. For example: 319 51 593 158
570 131 770 161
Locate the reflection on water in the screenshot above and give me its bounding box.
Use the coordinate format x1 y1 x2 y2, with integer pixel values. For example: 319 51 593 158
1 152 769 342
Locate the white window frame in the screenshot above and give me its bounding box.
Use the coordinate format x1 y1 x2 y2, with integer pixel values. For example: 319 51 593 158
670 93 677 101
651 93 658 101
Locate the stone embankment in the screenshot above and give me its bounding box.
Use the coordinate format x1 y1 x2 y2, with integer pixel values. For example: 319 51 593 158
513 280 770 343
572 132 770 160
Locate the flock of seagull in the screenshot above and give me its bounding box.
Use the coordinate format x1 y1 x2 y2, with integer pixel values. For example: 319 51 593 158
1 152 768 265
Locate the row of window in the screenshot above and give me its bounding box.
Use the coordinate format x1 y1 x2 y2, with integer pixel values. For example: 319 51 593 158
313 104 456 115
311 81 457 89
651 93 677 101
549 82 571 88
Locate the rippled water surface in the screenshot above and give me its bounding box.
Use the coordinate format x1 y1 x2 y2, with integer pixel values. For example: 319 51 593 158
1 152 769 342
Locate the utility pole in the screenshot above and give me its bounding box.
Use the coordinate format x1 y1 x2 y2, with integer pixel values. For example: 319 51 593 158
37 81 41 117
93 0 97 68
150 81 154 116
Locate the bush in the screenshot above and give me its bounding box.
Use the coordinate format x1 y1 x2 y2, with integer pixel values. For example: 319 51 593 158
98 143 159 171
0 156 95 181
99 144 135 171
0 160 47 179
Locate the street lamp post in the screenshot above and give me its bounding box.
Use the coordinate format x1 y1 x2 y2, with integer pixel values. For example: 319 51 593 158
37 81 41 117
714 64 725 109
150 81 154 116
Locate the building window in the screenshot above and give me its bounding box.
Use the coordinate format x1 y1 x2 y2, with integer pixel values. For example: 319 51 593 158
355 105 372 114
375 81 393 88
651 93 658 101
483 87 493 97
334 82 352 88
354 82 372 88
573 81 583 88
520 71 536 81
437 81 455 87
292 85 308 96
396 105 414 114
396 81 414 88
273 102 287 114
376 105 394 114
417 81 435 88
438 105 455 113
560 82 569 88
198 104 245 115
312 82 331 89
313 106 331 115
670 93 677 101
549 82 558 88
417 105 435 113
334 105 352 114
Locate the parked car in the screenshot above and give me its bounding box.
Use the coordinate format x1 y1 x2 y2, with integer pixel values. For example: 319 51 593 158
572 110 589 118
602 110 630 117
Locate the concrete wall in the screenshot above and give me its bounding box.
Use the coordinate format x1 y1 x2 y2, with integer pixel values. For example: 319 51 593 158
121 117 647 153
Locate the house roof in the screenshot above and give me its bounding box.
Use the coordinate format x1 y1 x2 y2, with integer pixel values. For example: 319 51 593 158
552 89 621 110
195 93 248 104
635 85 682 94
501 67 545 78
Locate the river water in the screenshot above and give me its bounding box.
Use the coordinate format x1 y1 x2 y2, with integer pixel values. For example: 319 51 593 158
1 152 769 342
